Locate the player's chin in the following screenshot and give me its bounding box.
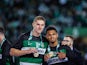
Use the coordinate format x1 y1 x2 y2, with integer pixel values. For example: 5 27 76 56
51 41 55 44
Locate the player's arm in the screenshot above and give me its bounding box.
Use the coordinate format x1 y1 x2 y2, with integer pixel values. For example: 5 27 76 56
10 48 37 56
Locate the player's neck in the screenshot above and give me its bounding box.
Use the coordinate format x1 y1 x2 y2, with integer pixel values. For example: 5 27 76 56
49 41 58 47
32 30 40 37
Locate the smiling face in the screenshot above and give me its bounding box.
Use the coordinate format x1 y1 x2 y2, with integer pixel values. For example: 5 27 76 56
32 20 45 35
46 30 58 43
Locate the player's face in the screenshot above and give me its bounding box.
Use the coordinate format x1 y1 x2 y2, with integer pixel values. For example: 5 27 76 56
32 20 45 34
62 37 73 46
46 30 58 43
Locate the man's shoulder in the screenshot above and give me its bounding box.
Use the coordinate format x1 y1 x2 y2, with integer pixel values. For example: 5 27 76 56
19 32 30 38
73 48 81 54
2 39 11 48
4 39 11 44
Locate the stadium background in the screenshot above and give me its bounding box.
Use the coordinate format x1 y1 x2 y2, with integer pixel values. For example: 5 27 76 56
0 0 87 64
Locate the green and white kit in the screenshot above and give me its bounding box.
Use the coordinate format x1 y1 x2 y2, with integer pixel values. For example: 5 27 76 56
20 31 48 65
46 44 68 65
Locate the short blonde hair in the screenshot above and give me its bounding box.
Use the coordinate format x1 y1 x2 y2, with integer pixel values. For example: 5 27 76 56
33 16 46 22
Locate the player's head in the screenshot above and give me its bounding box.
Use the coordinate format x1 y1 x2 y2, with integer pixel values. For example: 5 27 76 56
32 16 46 34
46 25 58 43
0 27 5 34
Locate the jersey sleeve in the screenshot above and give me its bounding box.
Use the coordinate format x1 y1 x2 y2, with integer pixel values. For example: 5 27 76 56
11 33 25 49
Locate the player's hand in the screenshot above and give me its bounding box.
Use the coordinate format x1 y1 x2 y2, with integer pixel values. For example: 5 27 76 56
26 48 38 54
57 52 66 59
44 54 50 62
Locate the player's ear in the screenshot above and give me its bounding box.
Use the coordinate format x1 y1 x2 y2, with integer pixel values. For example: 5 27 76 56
32 21 35 27
56 33 58 38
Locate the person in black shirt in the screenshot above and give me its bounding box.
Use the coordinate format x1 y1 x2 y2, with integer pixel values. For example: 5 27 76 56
10 16 48 65
0 27 12 65
43 25 69 65
62 35 84 65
